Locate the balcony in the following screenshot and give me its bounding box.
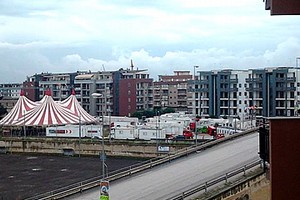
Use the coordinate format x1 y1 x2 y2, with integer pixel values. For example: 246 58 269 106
246 78 263 82
252 87 263 91
286 77 296 82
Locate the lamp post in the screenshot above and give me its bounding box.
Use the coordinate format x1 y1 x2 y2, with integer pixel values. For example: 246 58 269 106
92 92 109 199
78 115 81 157
156 110 160 153
23 110 26 137
296 57 300 68
194 66 199 146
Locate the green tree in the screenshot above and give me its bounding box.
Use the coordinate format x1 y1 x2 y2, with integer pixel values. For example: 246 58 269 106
131 107 175 119
161 107 175 114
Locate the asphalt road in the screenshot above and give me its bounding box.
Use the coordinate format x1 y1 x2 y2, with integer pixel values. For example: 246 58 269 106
71 133 259 200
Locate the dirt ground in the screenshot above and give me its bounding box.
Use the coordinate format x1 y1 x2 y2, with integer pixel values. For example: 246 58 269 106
0 153 144 200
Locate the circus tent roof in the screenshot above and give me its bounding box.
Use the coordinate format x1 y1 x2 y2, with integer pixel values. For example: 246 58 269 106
60 90 96 123
0 90 96 126
0 91 39 126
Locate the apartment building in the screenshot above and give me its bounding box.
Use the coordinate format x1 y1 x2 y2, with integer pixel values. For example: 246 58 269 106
74 71 113 117
20 67 153 117
0 83 23 112
0 83 22 99
189 70 250 118
114 68 153 116
153 71 192 113
188 67 300 119
246 67 300 117
24 72 78 101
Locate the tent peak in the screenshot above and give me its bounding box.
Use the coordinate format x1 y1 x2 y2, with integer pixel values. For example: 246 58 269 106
45 89 52 96
71 88 75 95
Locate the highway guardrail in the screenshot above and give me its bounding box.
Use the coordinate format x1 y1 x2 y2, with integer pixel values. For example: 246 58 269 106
167 159 263 200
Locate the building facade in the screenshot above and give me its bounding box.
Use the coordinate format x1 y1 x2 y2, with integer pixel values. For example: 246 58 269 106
153 71 192 113
0 83 23 112
74 71 113 117
188 67 300 119
24 72 77 101
114 68 153 116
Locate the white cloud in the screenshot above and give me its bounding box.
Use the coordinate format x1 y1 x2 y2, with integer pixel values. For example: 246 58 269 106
0 0 300 83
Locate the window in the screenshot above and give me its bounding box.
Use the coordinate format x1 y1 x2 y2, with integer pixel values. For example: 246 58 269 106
291 92 295 98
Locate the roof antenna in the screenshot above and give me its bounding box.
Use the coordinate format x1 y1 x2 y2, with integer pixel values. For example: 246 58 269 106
102 64 106 71
131 59 134 71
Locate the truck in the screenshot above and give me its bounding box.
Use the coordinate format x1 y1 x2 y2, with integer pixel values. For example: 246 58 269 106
207 126 224 139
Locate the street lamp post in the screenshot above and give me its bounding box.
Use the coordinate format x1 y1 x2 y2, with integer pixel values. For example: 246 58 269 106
91 92 109 199
79 115 81 157
156 110 160 153
23 110 26 137
194 66 199 146
296 57 300 68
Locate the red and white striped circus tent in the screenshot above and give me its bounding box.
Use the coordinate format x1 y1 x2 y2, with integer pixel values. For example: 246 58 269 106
60 89 96 123
0 91 39 126
0 90 96 126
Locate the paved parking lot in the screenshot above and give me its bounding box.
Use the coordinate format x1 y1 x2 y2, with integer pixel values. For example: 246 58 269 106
0 153 143 200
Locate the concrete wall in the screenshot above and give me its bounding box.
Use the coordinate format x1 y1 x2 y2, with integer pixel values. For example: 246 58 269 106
0 137 188 158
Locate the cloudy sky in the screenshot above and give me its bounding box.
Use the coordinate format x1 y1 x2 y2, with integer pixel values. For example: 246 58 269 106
0 0 300 82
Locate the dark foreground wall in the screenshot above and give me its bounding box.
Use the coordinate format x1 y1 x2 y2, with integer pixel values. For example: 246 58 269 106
269 117 300 200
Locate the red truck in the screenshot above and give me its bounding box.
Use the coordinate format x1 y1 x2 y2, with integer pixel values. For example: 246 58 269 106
207 126 224 139
172 129 194 140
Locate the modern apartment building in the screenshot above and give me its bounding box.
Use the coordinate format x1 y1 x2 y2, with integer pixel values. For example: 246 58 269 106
188 67 300 119
114 68 153 116
189 70 249 118
0 83 23 112
0 83 22 99
24 72 77 101
74 71 113 117
153 71 192 113
21 67 153 118
246 67 300 117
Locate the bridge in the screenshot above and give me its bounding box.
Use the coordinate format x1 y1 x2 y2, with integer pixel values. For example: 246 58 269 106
65 130 260 200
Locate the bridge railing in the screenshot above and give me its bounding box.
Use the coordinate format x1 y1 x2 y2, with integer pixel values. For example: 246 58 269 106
25 128 258 200
167 159 264 200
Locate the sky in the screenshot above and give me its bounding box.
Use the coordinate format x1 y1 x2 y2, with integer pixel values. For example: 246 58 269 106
0 0 300 82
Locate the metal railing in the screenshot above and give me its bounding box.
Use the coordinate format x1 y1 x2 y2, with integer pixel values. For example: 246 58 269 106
167 159 263 200
25 128 258 200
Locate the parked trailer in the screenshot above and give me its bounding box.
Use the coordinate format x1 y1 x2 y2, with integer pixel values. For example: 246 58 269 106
102 116 138 126
137 127 165 140
110 126 138 140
